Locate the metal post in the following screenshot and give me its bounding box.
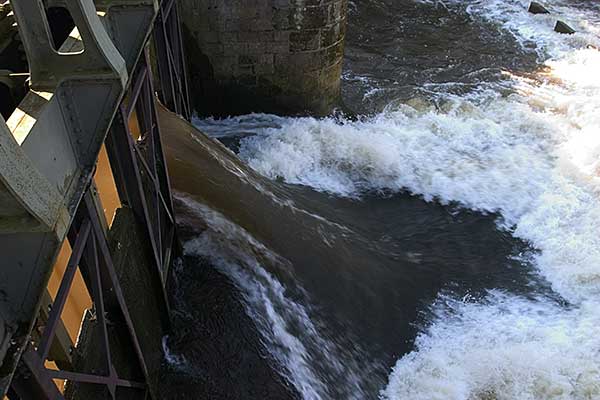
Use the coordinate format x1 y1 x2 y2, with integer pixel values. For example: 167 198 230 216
153 0 191 120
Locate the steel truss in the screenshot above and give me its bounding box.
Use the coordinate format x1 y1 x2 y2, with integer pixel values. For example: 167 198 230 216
154 0 191 121
10 194 148 400
5 0 190 398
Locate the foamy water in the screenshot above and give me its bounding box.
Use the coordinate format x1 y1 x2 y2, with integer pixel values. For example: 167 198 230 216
178 196 369 400
382 292 600 400
192 1 600 399
379 2 600 391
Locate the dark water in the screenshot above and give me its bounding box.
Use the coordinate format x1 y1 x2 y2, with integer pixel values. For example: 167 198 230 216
161 1 600 399
342 0 538 114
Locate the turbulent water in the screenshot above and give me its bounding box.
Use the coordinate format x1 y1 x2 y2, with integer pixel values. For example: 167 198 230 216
167 1 600 399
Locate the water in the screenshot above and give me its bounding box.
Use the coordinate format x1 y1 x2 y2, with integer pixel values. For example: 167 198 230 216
164 1 600 399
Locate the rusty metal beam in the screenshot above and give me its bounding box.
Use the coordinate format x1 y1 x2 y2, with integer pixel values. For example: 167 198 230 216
37 221 91 362
11 191 153 399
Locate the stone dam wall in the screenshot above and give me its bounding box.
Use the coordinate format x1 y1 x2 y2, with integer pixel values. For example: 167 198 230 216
178 0 348 116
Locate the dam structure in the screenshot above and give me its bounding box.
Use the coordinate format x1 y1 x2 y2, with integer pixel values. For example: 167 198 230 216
0 0 189 398
0 0 348 398
4 0 600 399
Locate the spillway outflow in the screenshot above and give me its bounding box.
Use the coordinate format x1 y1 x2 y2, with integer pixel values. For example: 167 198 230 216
166 1 600 399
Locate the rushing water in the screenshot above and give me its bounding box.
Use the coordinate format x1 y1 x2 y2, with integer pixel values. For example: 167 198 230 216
164 1 600 399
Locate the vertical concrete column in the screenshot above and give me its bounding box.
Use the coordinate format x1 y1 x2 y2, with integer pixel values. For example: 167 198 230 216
179 0 347 116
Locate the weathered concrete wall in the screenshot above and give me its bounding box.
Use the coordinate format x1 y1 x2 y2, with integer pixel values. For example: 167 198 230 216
179 0 347 116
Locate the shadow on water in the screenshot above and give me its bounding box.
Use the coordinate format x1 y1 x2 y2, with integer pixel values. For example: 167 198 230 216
157 104 556 399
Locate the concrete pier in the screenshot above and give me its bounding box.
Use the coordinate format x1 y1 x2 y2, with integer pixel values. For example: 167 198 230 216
179 0 348 116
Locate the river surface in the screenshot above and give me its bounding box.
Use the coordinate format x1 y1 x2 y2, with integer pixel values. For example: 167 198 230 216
165 1 600 399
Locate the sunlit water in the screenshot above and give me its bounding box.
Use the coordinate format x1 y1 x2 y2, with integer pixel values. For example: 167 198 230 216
170 1 600 399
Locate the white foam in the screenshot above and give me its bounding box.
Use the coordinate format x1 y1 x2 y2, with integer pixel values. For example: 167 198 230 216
378 7 600 392
162 335 189 371
449 0 599 59
381 292 600 400
237 50 600 300
415 0 600 60
190 1 600 398
211 4 600 398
